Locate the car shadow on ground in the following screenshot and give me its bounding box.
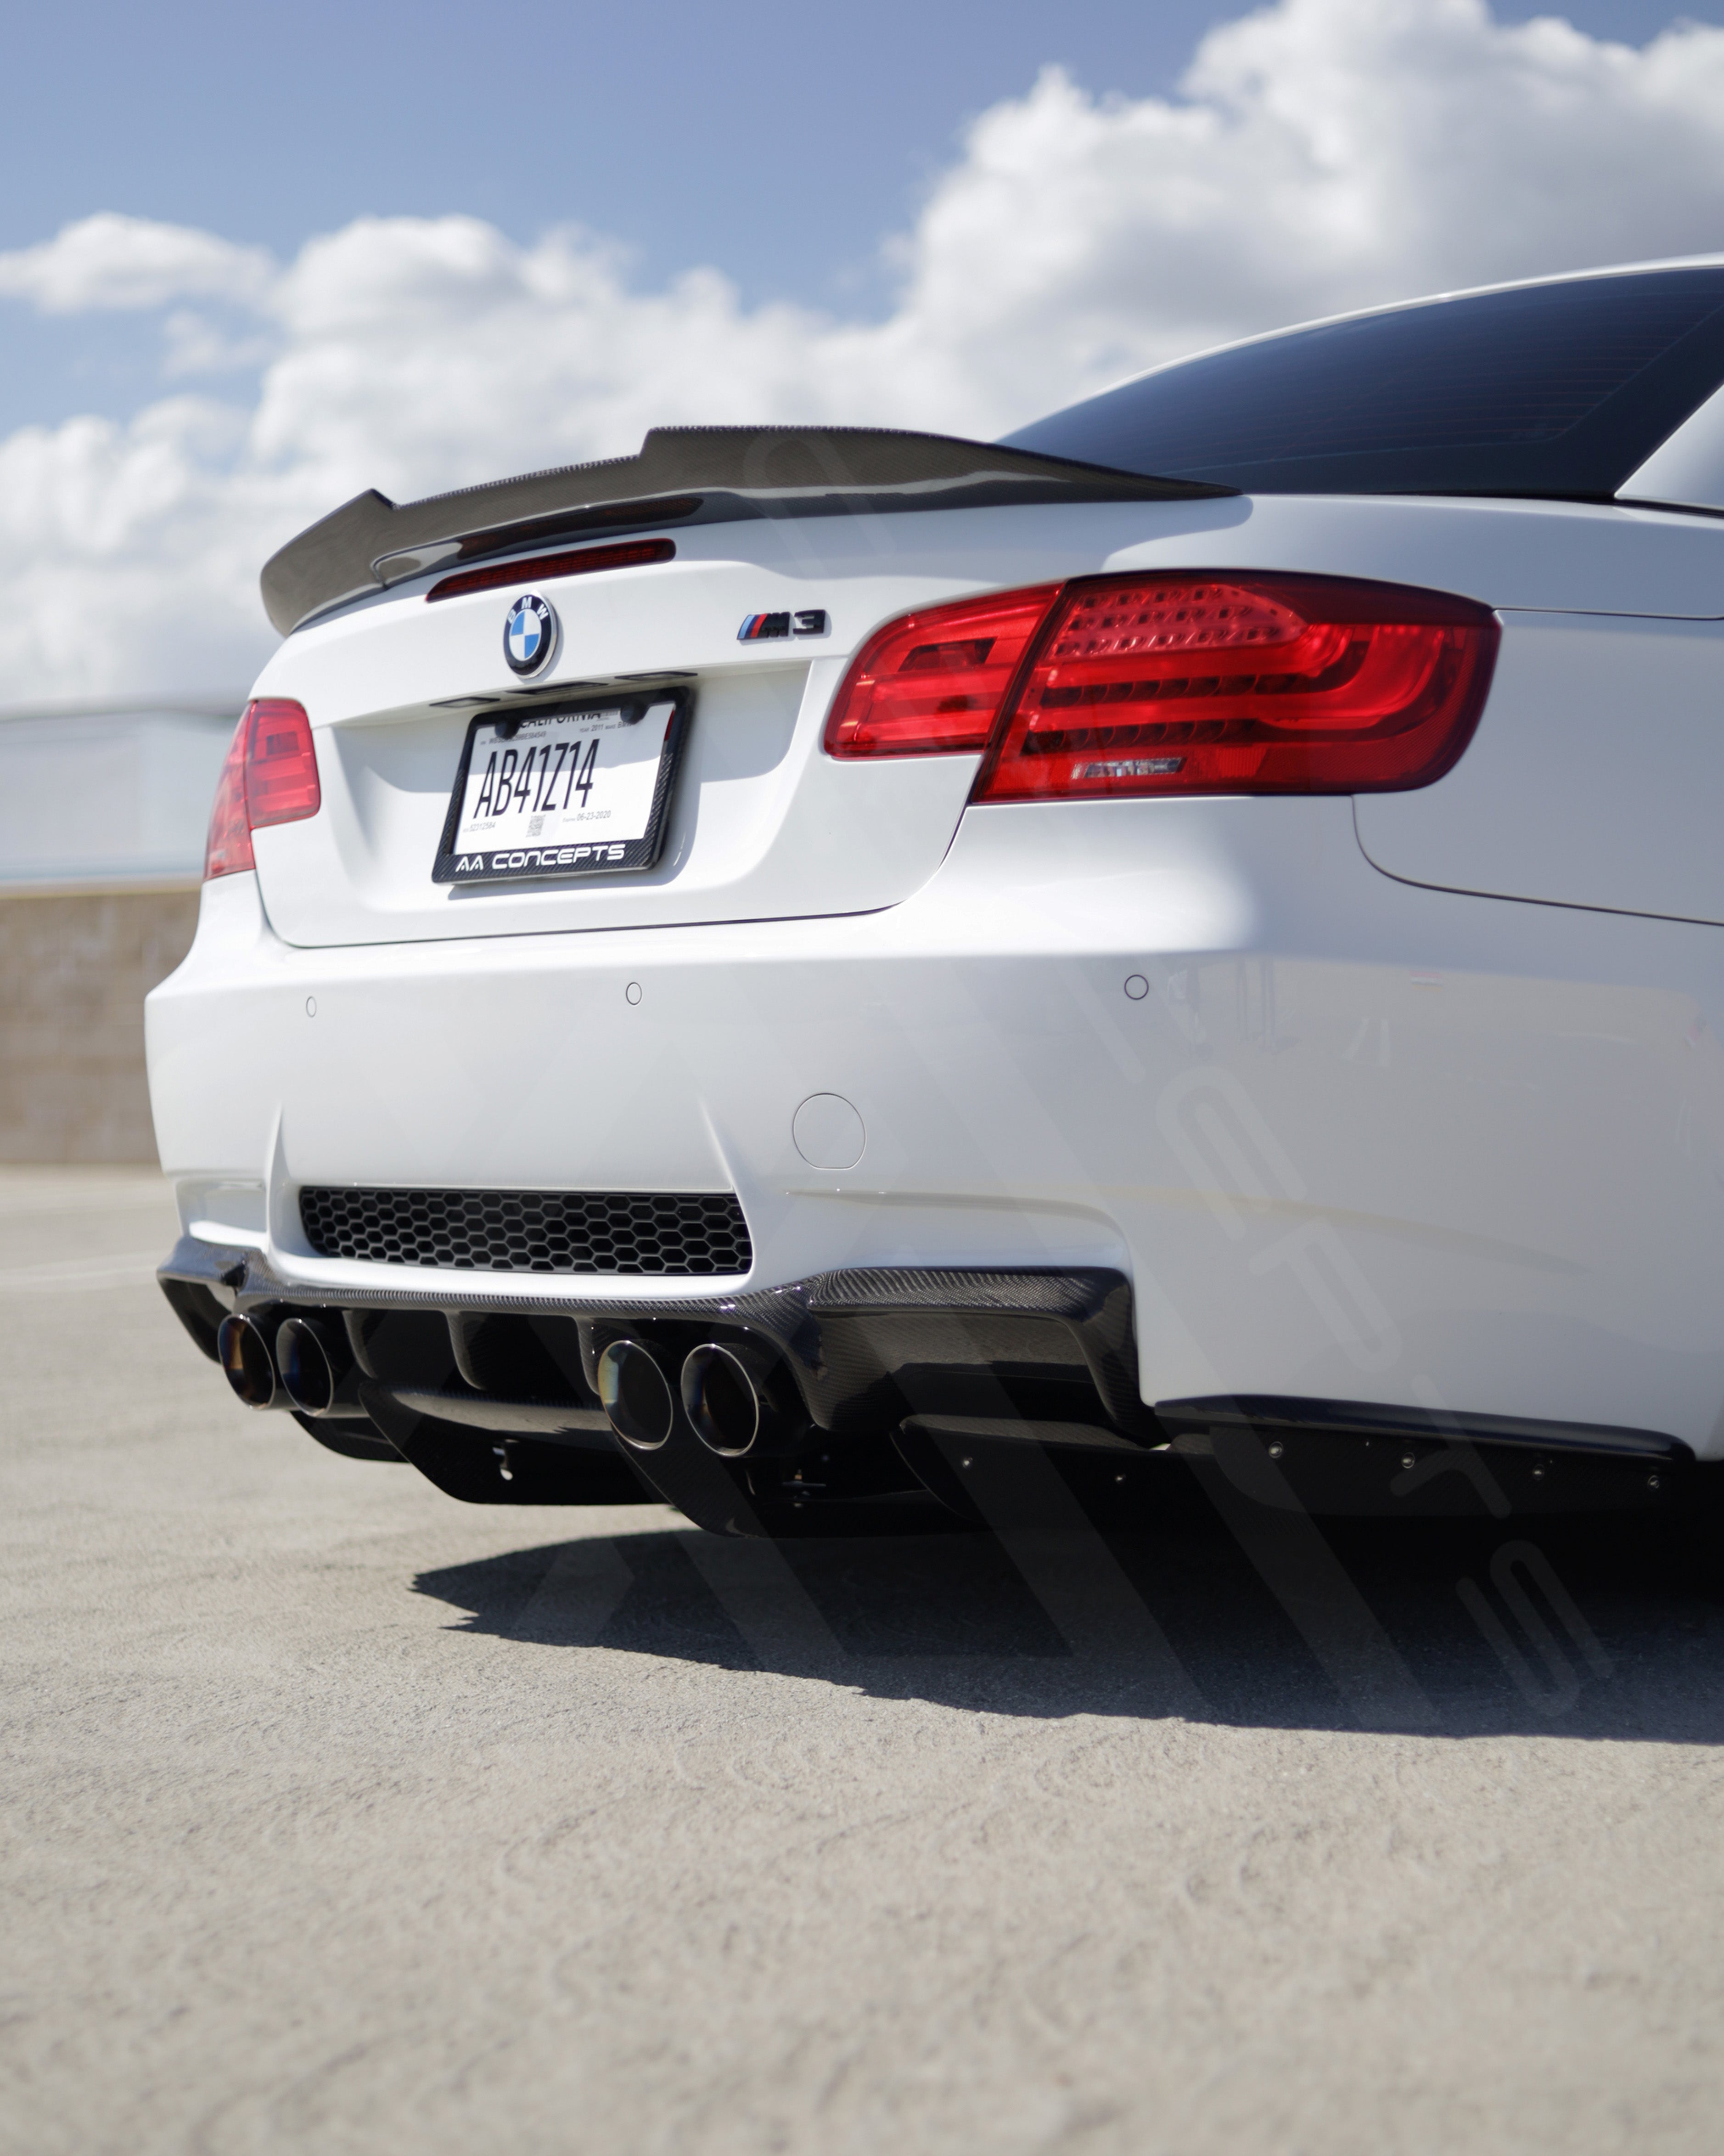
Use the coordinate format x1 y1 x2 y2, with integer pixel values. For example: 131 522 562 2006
414 1478 1724 1741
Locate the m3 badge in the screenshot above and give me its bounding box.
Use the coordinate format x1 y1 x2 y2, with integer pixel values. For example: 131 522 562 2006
738 608 830 642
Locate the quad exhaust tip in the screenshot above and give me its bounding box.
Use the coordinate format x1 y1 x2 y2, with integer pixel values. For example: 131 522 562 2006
679 1342 771 1458
275 1315 352 1416
596 1339 676 1451
216 1313 282 1410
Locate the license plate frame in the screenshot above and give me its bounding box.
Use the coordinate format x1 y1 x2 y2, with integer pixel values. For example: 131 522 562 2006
432 689 691 887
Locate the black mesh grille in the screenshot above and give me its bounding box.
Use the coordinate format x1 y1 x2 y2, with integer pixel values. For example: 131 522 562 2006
299 1186 752 1276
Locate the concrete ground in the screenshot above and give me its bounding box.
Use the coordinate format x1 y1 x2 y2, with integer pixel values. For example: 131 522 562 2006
4 1167 1724 2156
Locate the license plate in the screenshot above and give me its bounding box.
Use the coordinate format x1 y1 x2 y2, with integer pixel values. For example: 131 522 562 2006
433 692 690 885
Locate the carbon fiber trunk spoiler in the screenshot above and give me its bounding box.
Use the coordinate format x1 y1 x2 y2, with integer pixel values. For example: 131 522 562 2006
259 425 1233 634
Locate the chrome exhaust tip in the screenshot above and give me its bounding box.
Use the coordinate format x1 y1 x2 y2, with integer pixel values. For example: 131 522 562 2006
216 1312 282 1410
679 1342 775 1458
275 1315 352 1416
596 1339 675 1451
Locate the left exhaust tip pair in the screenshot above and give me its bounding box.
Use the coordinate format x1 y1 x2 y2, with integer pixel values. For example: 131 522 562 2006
217 1312 347 1415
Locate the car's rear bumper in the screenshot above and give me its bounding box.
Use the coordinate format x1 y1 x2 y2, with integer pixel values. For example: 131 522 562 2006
146 796 1724 1456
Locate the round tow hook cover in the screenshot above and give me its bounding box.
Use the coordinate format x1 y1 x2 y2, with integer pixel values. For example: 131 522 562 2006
792 1092 865 1171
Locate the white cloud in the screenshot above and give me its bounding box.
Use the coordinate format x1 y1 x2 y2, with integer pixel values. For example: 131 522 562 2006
0 211 274 314
4 0 1724 699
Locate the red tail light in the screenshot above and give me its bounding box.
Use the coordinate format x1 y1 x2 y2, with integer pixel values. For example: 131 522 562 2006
203 719 254 878
979 573 1498 800
203 699 320 880
823 585 1057 757
245 698 320 825
825 573 1498 797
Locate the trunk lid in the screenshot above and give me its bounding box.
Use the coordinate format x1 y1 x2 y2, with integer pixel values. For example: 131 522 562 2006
245 427 1224 949
246 497 1225 948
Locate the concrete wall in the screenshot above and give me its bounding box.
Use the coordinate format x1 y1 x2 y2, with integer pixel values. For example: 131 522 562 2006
0 884 199 1163
0 707 235 883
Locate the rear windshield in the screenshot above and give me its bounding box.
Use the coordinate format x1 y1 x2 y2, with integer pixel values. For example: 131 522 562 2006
1002 269 1724 499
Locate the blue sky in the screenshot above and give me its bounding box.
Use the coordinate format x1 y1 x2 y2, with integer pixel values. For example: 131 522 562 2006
0 0 1706 433
5 0 1724 697
0 1 1697 290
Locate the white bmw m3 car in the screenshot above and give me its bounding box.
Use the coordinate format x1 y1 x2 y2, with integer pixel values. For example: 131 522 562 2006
149 259 1724 1533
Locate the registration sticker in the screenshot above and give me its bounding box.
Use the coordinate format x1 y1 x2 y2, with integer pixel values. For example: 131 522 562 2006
433 692 690 885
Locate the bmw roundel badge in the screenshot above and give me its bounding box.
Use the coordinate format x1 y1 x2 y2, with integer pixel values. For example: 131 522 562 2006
503 592 557 677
